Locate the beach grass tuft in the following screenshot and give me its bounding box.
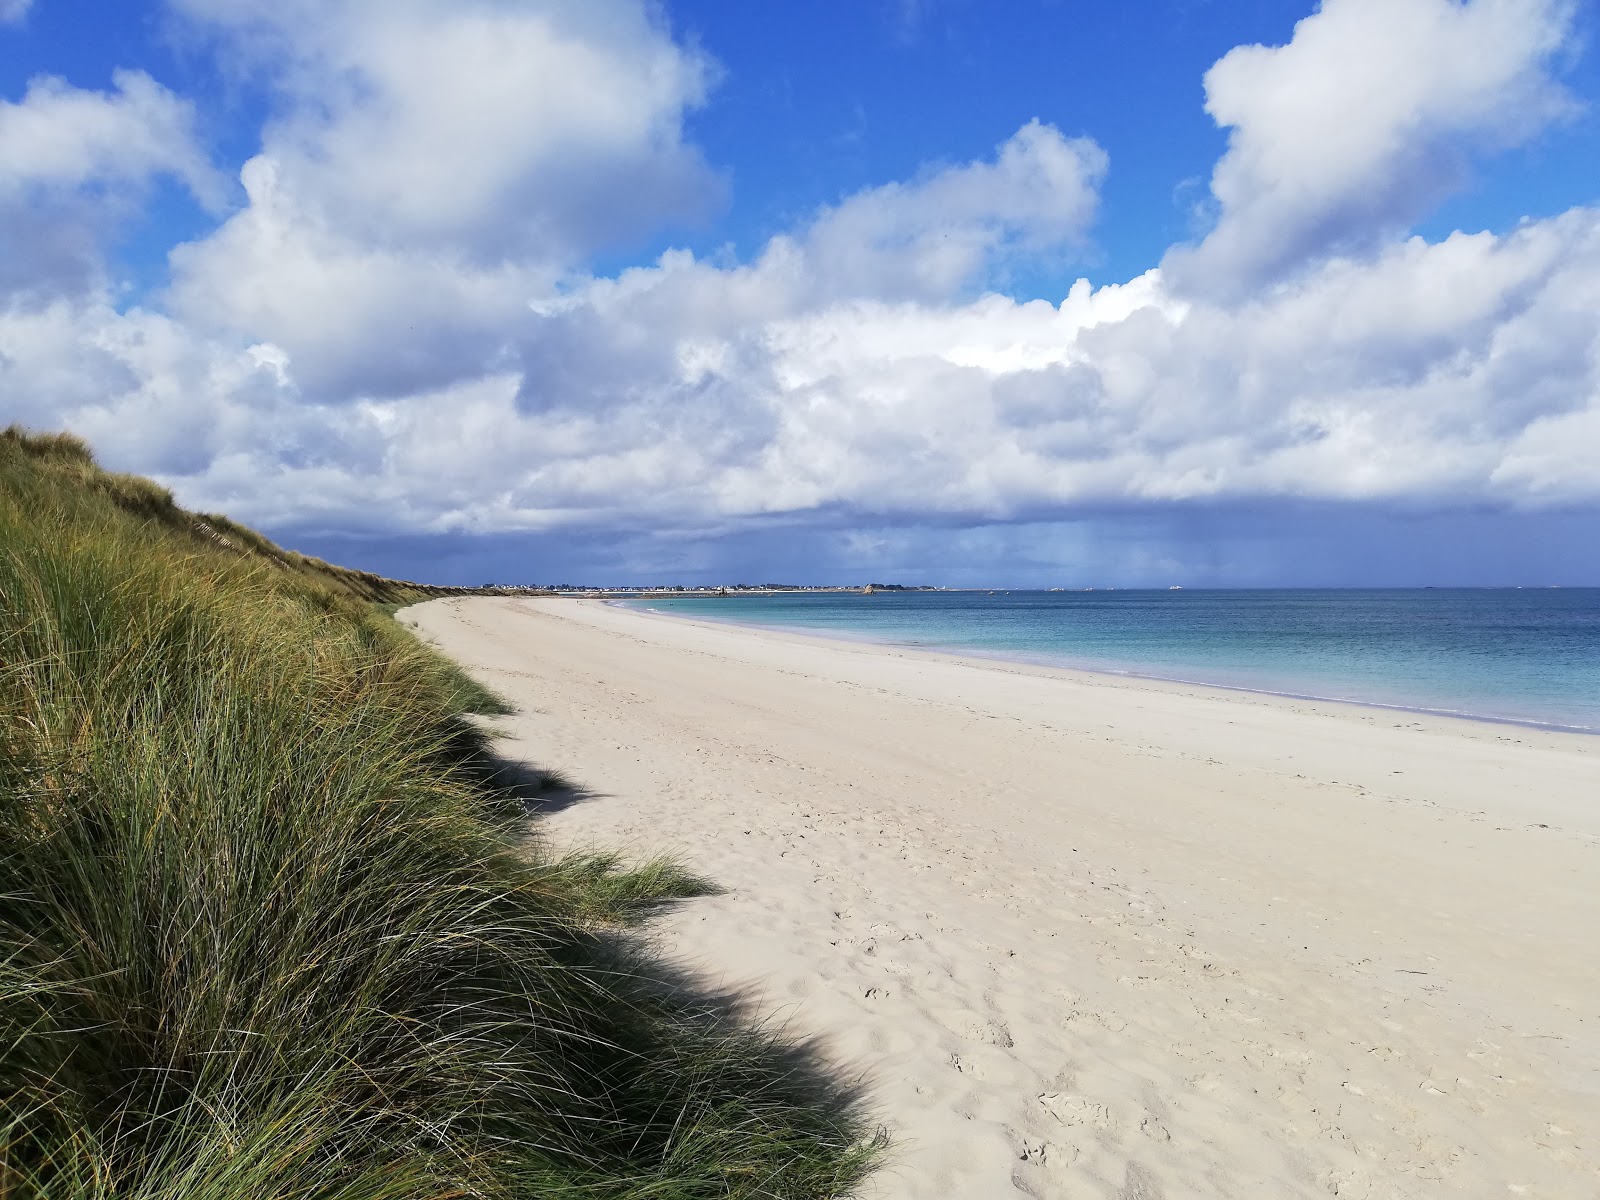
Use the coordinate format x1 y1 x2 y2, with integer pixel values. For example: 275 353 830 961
0 426 881 1198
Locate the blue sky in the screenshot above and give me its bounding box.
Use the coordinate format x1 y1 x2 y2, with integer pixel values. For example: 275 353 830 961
3 0 1600 586
668 0 1600 286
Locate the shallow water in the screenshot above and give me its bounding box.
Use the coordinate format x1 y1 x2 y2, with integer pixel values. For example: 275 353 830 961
624 588 1600 732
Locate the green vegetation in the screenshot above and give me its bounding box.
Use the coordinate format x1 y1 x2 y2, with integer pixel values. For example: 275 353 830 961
0 427 880 1198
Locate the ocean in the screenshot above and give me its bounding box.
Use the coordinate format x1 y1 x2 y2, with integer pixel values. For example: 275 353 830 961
623 588 1600 733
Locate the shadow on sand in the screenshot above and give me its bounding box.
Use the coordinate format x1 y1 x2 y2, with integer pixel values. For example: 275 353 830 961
485 757 606 816
472 745 890 1182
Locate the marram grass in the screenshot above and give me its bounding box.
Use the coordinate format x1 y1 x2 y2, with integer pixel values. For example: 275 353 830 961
0 427 881 1198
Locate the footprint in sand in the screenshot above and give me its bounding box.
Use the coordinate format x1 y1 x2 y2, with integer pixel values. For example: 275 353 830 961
1065 1008 1128 1034
929 1006 1015 1047
949 1051 974 1077
1038 1092 1114 1131
1140 1114 1172 1142
1016 1136 1053 1165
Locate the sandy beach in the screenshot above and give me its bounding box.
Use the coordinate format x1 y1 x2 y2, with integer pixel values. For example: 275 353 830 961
402 596 1599 1200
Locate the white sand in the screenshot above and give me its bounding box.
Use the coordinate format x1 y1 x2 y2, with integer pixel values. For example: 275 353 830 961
402 596 1600 1199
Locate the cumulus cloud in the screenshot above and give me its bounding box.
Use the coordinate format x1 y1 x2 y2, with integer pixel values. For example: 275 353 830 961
511 120 1110 423
167 155 552 402
1167 0 1577 294
1 0 1597 582
794 119 1107 301
0 69 221 206
118 205 1600 539
486 211 1600 529
163 0 720 401
172 0 719 260
0 69 222 297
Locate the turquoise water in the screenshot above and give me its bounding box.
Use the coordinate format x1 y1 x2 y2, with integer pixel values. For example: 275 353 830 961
624 589 1600 733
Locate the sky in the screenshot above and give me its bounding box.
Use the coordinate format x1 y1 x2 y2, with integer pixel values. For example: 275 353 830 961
2 0 1599 588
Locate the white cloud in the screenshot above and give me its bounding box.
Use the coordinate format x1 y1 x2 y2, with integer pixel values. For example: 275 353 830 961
167 104 1101 400
172 0 718 260
0 0 32 25
112 206 1596 536
162 0 720 401
794 119 1107 301
0 69 220 203
167 155 551 401
0 69 222 298
529 210 1600 521
1167 0 1577 293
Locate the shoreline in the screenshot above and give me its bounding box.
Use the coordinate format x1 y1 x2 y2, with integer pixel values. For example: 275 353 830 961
611 596 1600 738
407 595 1600 1198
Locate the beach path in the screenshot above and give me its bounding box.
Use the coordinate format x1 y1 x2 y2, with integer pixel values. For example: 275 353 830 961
402 597 1600 1200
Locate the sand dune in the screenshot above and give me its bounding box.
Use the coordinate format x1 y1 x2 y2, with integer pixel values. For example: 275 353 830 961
402 596 1599 1199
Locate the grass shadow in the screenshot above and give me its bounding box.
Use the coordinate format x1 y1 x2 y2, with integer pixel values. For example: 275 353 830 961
585 928 887 1149
469 743 882 1146
482 758 607 816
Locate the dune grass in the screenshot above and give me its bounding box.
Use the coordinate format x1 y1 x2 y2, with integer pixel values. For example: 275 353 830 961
0 427 881 1198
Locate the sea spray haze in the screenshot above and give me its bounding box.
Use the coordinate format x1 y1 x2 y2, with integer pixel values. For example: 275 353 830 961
629 588 1600 732
0 427 881 1198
